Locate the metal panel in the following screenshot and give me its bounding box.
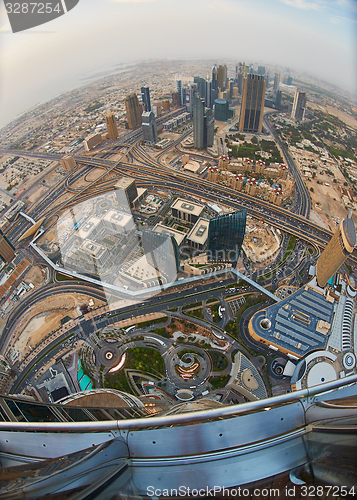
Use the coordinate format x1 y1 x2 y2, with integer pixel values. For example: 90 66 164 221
130 436 308 494
0 430 126 464
127 403 305 458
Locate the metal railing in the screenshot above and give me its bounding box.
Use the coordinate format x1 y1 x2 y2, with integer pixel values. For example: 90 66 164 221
1 374 356 432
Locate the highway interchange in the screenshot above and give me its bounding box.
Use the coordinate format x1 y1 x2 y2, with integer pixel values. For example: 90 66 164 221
0 109 355 396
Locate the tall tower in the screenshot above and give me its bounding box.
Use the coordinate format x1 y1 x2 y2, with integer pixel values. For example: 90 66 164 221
273 73 280 93
175 76 183 106
141 86 151 113
193 94 214 150
239 74 266 133
193 94 204 150
205 79 212 108
291 89 306 121
212 65 218 91
316 212 356 288
105 111 118 140
217 65 228 91
186 83 197 117
125 93 142 129
142 111 157 144
0 230 15 263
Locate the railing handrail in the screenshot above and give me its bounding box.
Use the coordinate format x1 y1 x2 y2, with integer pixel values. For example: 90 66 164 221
1 375 356 432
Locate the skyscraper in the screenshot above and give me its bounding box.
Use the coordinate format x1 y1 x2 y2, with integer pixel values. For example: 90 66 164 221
212 65 218 91
207 210 247 264
291 89 307 121
239 74 266 133
175 76 183 106
228 79 234 99
172 92 181 108
60 154 76 172
141 86 151 113
125 93 142 129
0 230 15 263
105 111 119 140
237 73 244 95
316 212 356 288
273 73 280 93
205 79 212 108
257 66 265 75
186 83 197 117
141 229 181 281
193 94 214 150
142 111 158 144
214 99 229 121
217 64 228 91
275 90 282 110
194 76 206 99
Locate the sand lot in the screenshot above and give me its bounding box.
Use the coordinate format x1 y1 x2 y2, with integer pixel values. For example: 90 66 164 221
11 293 105 358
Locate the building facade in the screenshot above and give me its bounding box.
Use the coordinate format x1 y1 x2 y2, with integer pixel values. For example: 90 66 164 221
217 64 228 91
207 210 247 263
193 94 214 149
105 111 119 140
142 111 158 144
0 230 15 263
141 86 151 113
316 212 356 288
60 154 76 172
214 99 229 122
239 74 266 133
125 93 142 129
291 89 307 121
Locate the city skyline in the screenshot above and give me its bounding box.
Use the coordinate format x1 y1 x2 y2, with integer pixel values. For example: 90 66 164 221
0 0 356 129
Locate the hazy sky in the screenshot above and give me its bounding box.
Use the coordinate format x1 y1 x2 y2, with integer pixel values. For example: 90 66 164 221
0 0 356 128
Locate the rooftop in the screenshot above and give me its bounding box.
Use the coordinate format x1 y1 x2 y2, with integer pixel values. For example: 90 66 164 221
153 223 186 246
249 285 335 358
171 198 204 217
187 218 210 245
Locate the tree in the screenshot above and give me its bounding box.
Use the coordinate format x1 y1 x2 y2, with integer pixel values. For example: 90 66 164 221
310 187 314 193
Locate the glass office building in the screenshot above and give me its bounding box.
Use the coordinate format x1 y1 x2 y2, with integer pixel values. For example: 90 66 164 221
207 209 247 263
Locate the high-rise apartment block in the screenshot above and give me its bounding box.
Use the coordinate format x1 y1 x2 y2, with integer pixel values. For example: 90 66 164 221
193 94 214 150
105 111 119 140
316 212 356 288
172 92 181 108
142 111 158 144
141 86 151 113
162 99 170 112
0 230 15 263
60 154 77 172
84 133 102 151
125 93 142 129
291 89 307 121
239 74 266 133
